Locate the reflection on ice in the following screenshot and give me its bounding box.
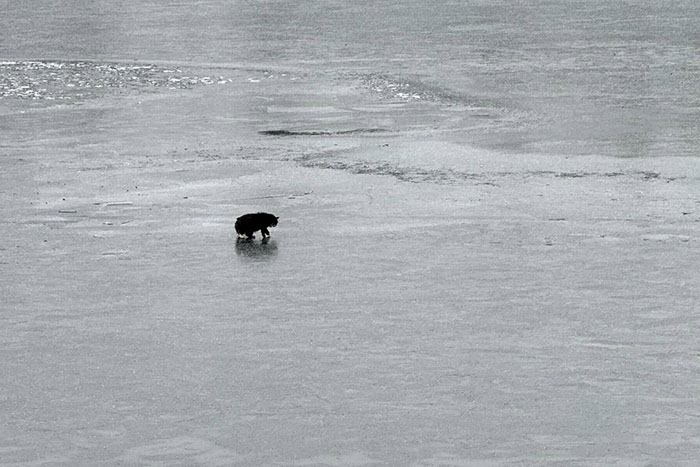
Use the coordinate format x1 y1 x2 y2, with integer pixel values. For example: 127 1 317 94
235 237 278 260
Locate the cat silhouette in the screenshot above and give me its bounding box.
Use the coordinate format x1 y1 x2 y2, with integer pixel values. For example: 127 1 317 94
235 212 279 239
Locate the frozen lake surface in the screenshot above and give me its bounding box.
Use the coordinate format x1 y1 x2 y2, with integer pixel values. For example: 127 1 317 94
2 1 700 466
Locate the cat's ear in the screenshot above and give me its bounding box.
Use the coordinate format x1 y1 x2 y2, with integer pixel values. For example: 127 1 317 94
275 216 279 220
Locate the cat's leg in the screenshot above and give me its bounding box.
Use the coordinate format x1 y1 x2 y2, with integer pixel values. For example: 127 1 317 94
261 227 270 237
246 231 255 239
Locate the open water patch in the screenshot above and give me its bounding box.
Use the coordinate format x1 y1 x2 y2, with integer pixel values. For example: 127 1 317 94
0 60 232 101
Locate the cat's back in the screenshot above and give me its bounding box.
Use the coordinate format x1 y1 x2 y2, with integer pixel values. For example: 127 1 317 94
236 212 257 224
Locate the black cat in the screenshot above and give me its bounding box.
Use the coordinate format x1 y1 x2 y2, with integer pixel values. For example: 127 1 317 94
235 212 279 239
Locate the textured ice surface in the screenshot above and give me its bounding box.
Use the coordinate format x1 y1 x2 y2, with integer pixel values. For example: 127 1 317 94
3 71 700 465
0 61 230 102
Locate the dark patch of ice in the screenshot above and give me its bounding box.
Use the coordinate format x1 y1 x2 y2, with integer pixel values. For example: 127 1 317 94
259 128 388 137
296 153 677 186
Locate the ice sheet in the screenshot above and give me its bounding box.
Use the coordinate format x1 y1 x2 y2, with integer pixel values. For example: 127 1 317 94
2 63 700 466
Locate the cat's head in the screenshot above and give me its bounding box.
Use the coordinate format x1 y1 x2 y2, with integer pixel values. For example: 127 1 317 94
270 215 279 227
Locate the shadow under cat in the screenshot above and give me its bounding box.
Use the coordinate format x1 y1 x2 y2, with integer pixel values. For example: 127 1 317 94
235 237 278 260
